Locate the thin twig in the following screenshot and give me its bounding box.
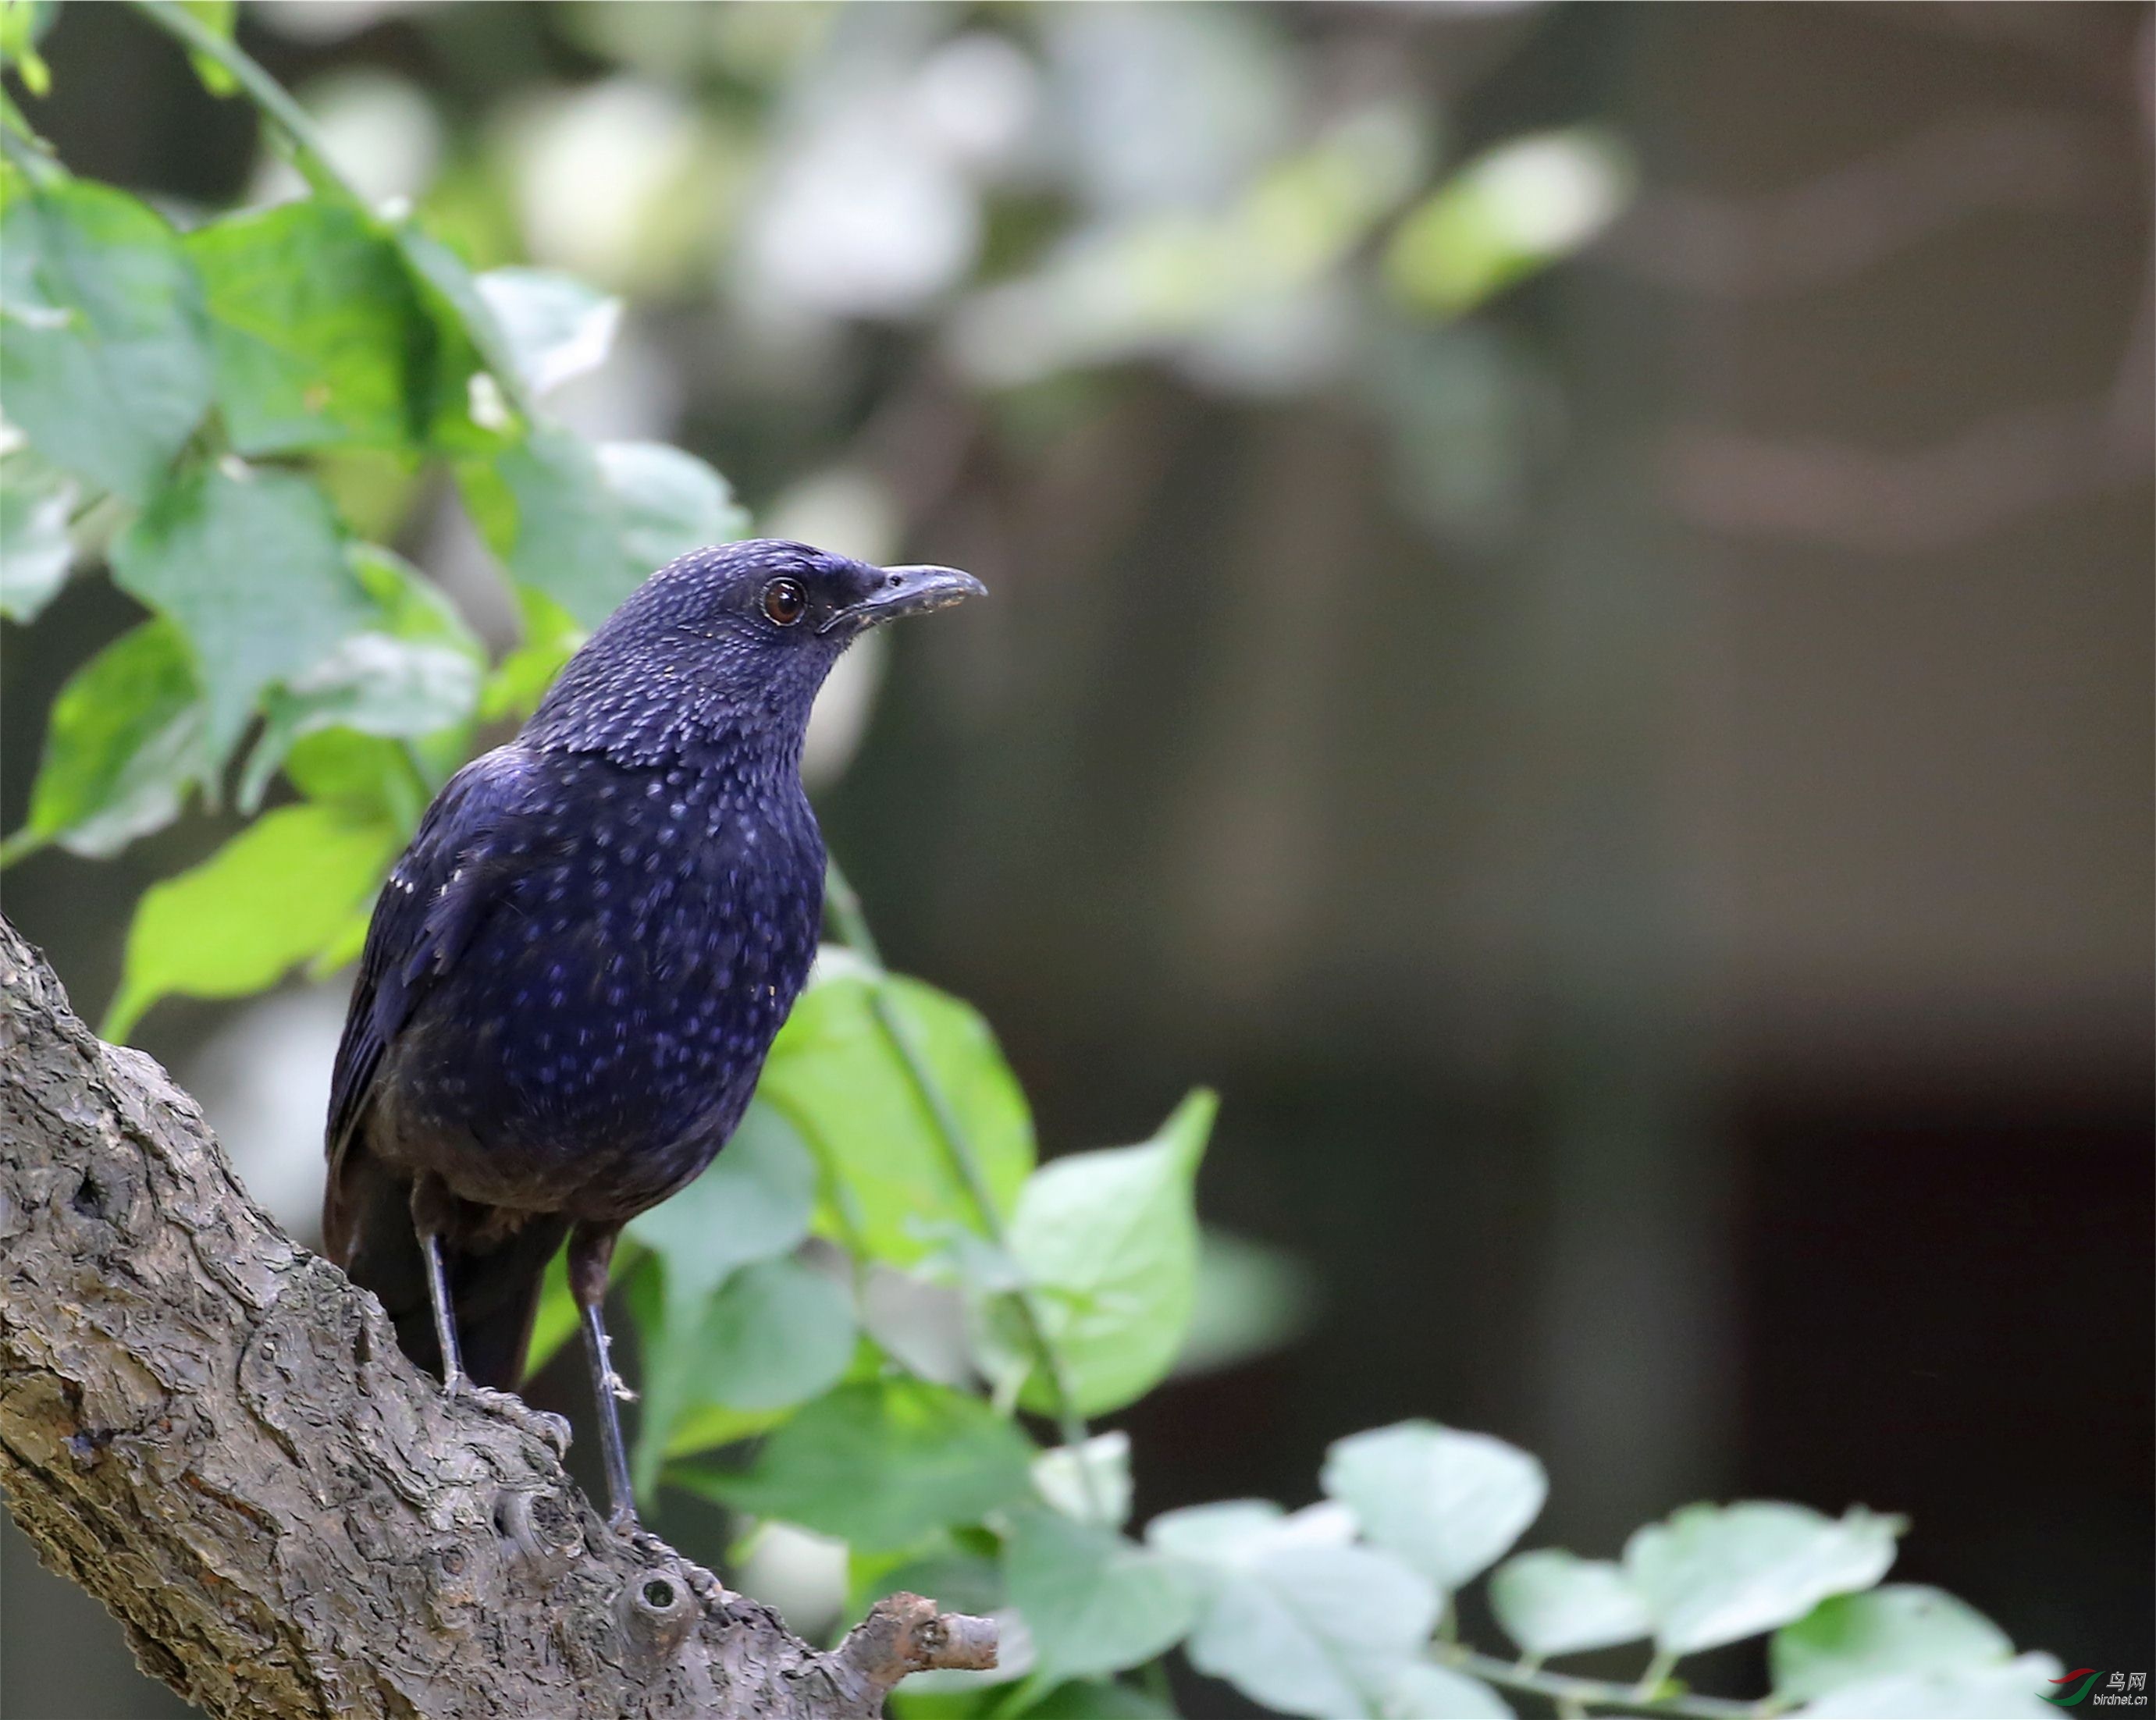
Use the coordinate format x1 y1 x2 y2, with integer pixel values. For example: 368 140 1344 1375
1443 1649 1777 1720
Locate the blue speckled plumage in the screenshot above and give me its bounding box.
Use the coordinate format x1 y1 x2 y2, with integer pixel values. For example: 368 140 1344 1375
322 540 980 1521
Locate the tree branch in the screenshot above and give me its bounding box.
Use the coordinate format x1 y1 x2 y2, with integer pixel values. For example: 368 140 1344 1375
0 914 994 1718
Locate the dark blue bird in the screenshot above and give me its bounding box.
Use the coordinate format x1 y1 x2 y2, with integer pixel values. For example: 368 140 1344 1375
323 540 982 1528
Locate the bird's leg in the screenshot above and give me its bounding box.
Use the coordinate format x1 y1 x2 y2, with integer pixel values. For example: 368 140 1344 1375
569 1223 639 1533
409 1176 571 1457
411 1174 474 1389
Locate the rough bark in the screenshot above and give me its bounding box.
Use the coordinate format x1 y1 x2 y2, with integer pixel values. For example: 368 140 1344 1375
0 915 996 1718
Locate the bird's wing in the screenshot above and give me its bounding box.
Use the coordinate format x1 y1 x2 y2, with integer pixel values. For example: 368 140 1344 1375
323 745 537 1238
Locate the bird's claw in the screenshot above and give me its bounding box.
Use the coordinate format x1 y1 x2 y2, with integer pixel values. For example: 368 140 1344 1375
450 1380 573 1458
604 1370 638 1404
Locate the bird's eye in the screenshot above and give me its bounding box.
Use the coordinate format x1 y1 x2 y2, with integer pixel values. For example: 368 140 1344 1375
762 577 807 627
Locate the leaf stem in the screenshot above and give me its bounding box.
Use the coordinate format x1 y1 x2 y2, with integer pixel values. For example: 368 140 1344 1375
1442 1649 1769 1720
822 858 1097 1463
126 1 363 204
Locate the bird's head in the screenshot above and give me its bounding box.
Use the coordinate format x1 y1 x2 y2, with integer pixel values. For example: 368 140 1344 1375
524 539 984 765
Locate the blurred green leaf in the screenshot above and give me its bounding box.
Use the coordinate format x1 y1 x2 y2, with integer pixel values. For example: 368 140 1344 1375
1380 1663 1514 1720
1033 1430 1133 1529
457 422 624 627
1771 1586 2013 1704
283 728 426 826
187 199 428 453
1173 1530 1440 1720
1488 1550 1651 1660
0 176 212 499
19 617 207 858
460 425 745 628
0 451 76 620
595 439 749 573
1018 1683 1179 1720
635 1253 856 1498
481 587 586 723
1798 1654 2064 1719
1176 1225 1316 1377
110 461 374 764
105 801 400 1039
1005 1507 1199 1682
1624 1502 1905 1656
984 1090 1215 1417
1321 1421 1547 1594
1385 129 1632 317
628 1101 820 1310
474 265 621 397
759 959 1036 1266
678 1377 1036 1554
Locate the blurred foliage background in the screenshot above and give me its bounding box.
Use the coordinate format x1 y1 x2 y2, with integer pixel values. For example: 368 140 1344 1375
1 2 2149 1714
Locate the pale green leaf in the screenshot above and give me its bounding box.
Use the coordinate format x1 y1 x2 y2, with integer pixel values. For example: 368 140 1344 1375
1798 1653 2063 1719
110 461 373 764
1004 1507 1199 1681
0 177 212 499
1033 1430 1133 1528
1382 1663 1514 1719
678 1377 1036 1553
595 439 748 574
20 619 207 858
0 451 76 620
474 266 621 397
1322 1421 1546 1593
987 1089 1215 1416
1624 1502 1905 1656
1772 1585 2014 1704
1489 1550 1651 1659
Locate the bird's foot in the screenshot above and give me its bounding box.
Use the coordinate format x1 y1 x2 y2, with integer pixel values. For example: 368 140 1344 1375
448 1378 573 1458
603 1368 638 1404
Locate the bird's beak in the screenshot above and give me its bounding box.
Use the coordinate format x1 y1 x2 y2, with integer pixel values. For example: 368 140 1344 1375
821 564 987 634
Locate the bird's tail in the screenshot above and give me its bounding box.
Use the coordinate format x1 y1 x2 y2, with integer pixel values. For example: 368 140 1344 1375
325 1147 567 1391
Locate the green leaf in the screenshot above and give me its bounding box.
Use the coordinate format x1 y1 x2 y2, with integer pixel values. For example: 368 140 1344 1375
105 801 401 1039
1624 1502 1905 1656
474 266 621 397
459 426 745 628
481 587 585 723
1176 1226 1317 1377
1771 1586 2014 1704
628 1101 820 1310
20 619 208 858
0 177 213 499
679 1377 1036 1553
634 1253 856 1498
457 422 623 627
187 198 429 453
988 1090 1215 1417
757 958 1036 1266
283 729 427 830
392 224 523 435
1488 1550 1651 1659
1033 1431 1133 1529
1380 1663 1514 1720
1385 130 1633 317
110 461 374 764
0 1 58 98
595 439 749 574
1007 1680 1178 1720
237 634 479 812
0 450 76 620
1320 1422 1547 1593
1798 1653 2064 1719
1005 1508 1199 1682
1168 1523 1441 1720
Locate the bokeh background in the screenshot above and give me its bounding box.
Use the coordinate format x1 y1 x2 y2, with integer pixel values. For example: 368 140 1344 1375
2 2 2150 1713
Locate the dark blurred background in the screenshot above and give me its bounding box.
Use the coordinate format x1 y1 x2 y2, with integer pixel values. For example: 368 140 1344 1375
3 3 2150 1715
